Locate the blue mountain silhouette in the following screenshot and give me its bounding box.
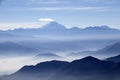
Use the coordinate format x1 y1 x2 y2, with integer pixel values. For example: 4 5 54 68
2 56 120 80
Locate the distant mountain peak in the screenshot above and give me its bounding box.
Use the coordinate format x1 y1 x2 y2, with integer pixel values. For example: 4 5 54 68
42 21 66 30
35 53 62 58
49 21 60 25
36 53 58 56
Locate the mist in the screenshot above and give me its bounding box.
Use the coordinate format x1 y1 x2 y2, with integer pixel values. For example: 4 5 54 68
0 56 36 76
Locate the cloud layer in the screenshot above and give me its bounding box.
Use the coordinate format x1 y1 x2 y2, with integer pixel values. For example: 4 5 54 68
0 22 42 30
0 0 120 12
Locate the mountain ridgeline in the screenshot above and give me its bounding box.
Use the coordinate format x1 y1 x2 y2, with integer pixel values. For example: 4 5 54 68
1 21 120 37
2 56 120 80
106 55 120 63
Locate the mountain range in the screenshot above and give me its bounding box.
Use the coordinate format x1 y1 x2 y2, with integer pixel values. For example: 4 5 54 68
94 42 120 55
68 42 120 59
0 22 120 55
1 22 120 37
2 56 120 80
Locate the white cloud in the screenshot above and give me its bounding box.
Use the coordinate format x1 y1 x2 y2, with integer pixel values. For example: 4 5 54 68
38 18 54 22
0 22 43 30
35 7 103 11
5 6 105 11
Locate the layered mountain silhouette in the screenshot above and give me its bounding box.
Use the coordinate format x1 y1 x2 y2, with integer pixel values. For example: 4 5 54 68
68 42 120 58
2 56 120 80
1 22 120 79
67 50 94 59
94 42 120 55
0 42 39 56
0 22 120 54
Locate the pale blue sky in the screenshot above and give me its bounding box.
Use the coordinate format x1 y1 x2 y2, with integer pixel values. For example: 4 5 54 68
0 0 120 30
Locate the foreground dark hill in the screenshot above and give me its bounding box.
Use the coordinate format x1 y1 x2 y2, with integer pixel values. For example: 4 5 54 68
52 56 120 80
106 55 120 63
2 56 120 80
2 61 69 80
